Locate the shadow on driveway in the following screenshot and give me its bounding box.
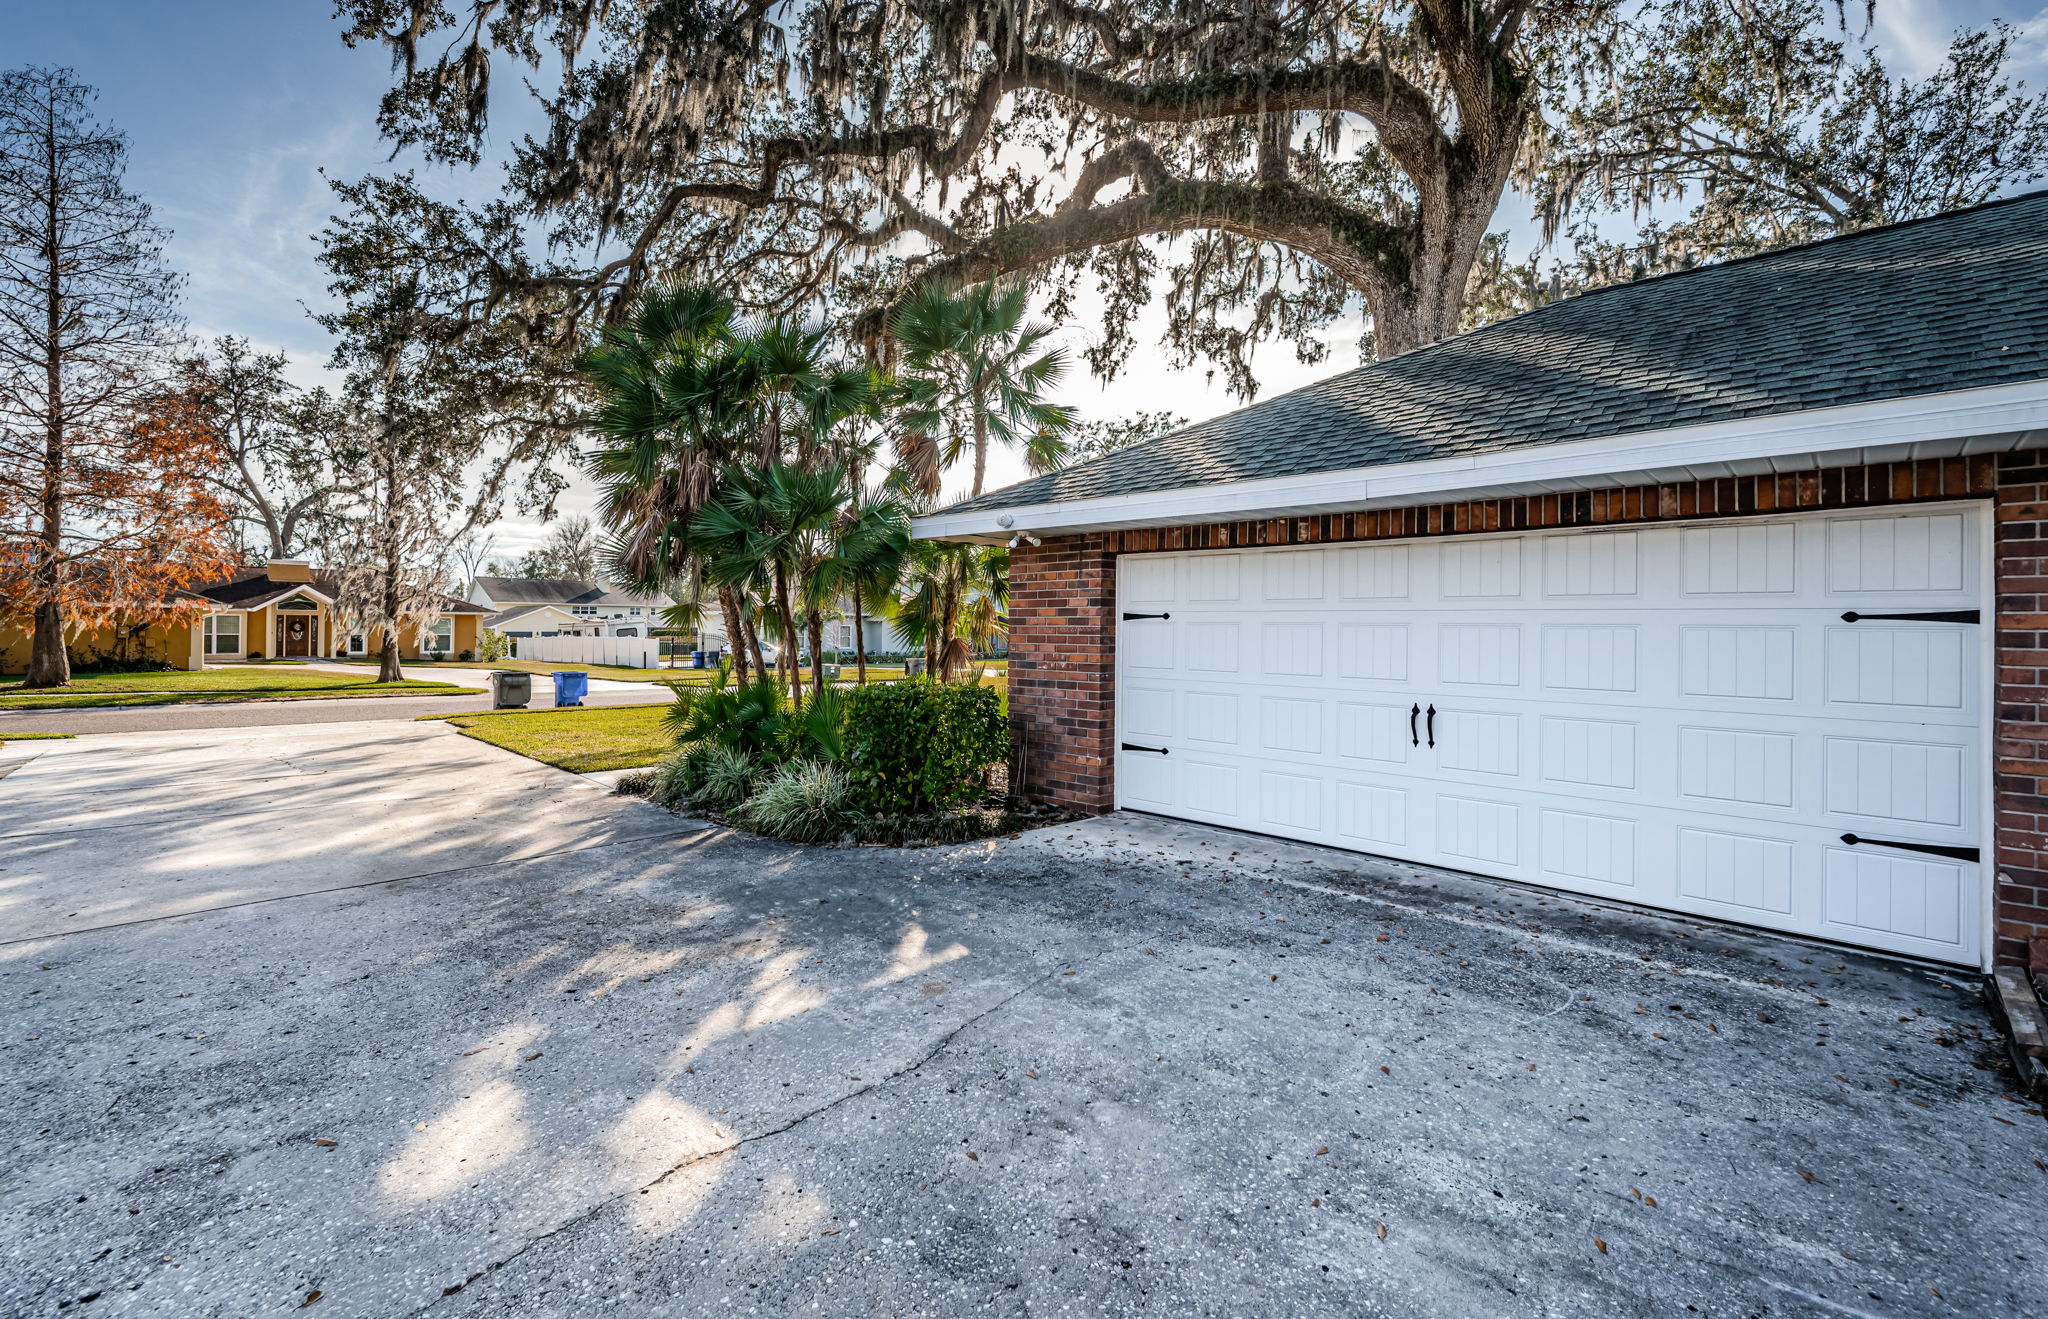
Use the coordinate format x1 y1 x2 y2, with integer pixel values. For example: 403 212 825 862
1 757 2040 1317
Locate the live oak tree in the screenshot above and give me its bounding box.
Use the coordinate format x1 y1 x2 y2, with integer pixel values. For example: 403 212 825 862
316 178 581 682
0 66 225 687
337 1 2048 397
188 336 361 560
1532 6 2048 287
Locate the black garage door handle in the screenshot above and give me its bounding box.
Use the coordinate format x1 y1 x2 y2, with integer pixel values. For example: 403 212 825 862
1409 703 1420 746
1122 612 1170 621
1121 742 1168 755
1425 704 1436 748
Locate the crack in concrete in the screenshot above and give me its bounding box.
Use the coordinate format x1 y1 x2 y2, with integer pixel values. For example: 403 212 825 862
408 942 1134 1315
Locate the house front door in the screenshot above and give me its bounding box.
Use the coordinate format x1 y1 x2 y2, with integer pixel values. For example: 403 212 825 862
279 615 314 657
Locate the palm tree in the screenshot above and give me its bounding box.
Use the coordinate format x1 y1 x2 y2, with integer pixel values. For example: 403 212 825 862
889 539 1008 680
888 280 1076 499
693 462 854 707
810 488 911 686
579 283 759 680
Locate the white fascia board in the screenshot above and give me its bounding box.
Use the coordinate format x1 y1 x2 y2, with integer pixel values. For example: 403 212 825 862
912 378 2048 542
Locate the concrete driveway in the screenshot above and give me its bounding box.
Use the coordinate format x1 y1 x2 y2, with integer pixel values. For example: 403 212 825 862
2 724 2042 1317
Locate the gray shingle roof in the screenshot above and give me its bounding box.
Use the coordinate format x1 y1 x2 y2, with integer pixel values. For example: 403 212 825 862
943 190 2048 516
471 576 672 608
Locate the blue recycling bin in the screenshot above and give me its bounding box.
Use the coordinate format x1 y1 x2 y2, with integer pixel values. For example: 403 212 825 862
690 650 706 669
551 670 588 707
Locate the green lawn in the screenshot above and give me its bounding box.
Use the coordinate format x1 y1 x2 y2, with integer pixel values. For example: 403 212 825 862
0 730 76 749
438 703 676 772
0 668 464 710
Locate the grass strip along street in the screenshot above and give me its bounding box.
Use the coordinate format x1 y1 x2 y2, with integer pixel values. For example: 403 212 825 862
431 704 673 772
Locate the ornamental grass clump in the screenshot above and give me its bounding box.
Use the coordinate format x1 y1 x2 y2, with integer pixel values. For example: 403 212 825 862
735 760 852 843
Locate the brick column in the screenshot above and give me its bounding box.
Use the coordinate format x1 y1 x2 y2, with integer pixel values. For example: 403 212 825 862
1007 534 1116 812
1996 452 2048 966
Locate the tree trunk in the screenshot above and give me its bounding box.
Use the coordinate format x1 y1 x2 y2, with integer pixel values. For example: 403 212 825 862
744 614 768 687
806 607 826 701
718 584 749 684
851 583 868 686
25 129 68 690
25 598 70 687
378 624 402 683
772 560 803 708
970 383 990 498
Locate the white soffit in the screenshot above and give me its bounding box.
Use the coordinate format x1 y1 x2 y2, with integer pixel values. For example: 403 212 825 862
911 378 2048 543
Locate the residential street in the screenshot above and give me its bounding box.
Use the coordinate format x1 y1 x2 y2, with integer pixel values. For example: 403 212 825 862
0 671 664 736
2 721 2043 1317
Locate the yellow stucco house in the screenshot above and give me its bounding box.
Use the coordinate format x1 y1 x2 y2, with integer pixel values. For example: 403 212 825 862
0 559 488 673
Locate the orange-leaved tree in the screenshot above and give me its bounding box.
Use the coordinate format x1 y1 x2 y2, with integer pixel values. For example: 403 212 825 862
0 368 240 682
0 67 234 685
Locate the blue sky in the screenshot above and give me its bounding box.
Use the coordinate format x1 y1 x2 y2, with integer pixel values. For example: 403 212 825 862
10 1 2046 552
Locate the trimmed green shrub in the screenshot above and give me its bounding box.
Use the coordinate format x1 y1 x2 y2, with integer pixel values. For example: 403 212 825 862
736 760 851 843
842 680 1008 813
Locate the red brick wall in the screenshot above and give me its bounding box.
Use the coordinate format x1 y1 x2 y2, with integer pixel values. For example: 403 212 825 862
1995 452 2048 967
1007 454 2034 964
1007 533 1117 812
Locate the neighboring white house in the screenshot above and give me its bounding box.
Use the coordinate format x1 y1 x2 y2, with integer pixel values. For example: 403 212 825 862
468 577 674 640
695 599 916 658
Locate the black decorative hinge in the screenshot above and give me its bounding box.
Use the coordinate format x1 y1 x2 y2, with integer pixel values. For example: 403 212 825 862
1121 611 1170 621
1840 833 1980 863
1839 610 1980 624
1120 743 1169 755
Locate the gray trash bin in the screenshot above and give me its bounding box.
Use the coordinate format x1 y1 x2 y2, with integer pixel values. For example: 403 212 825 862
490 670 532 709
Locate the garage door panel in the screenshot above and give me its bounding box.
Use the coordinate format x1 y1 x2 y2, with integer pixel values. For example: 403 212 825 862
1259 695 1326 755
1122 555 1177 604
1184 552 1242 602
1826 512 1969 595
1824 626 1968 711
1183 621 1242 673
1261 550 1327 602
1821 735 1968 827
1435 794 1524 868
1260 621 1326 677
1114 506 1986 964
1123 685 1176 739
1123 620 1177 671
1544 531 1640 597
1182 689 1243 745
1821 847 1967 952
1540 808 1639 889
1436 710 1521 777
1676 826 1796 917
1440 537 1524 598
1337 544 1412 599
1336 780 1410 847
1676 725 1797 809
1682 522 1799 595
1539 716 1640 791
1541 624 1640 693
1679 624 1798 700
1336 702 1412 764
1437 623 1522 686
1180 757 1243 818
1337 622 1410 681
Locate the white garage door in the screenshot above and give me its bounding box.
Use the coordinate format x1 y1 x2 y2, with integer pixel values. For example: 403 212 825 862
1114 505 1987 963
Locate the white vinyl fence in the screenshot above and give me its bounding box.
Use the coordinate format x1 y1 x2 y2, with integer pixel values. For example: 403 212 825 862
515 634 662 668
